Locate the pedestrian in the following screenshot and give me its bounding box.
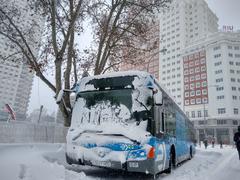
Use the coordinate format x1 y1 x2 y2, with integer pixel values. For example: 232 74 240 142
204 139 208 149
211 138 215 148
233 125 240 160
219 140 223 149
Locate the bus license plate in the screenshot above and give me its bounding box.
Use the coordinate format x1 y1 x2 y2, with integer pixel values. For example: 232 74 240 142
129 162 139 168
91 160 111 167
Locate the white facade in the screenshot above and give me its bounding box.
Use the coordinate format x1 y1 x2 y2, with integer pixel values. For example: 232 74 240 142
159 0 218 108
183 32 240 143
183 32 240 120
207 33 240 119
0 0 44 121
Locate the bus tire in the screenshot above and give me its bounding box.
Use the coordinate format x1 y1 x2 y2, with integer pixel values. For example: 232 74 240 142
165 153 173 174
66 154 72 165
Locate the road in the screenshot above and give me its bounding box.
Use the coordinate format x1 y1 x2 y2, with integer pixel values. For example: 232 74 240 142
0 144 239 180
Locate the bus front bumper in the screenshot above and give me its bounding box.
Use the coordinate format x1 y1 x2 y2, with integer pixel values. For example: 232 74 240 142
66 153 156 174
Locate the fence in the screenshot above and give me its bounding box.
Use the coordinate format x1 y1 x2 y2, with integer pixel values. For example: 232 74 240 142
0 121 68 143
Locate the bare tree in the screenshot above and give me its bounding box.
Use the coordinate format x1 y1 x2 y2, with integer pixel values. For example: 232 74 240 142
87 0 171 75
0 0 86 126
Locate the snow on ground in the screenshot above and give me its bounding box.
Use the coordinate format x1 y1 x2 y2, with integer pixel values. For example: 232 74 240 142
0 144 239 180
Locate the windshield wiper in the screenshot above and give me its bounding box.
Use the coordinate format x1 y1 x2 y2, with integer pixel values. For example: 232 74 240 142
98 133 141 145
135 89 149 112
72 130 103 141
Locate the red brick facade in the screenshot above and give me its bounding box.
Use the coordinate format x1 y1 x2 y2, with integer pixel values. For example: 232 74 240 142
183 50 208 106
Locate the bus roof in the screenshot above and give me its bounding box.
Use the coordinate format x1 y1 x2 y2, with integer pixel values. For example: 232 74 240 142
81 71 150 82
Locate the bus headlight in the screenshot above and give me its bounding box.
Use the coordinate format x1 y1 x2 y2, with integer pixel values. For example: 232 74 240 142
127 149 147 160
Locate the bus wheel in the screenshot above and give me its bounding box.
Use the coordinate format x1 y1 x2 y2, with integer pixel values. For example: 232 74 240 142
165 153 173 174
66 154 72 165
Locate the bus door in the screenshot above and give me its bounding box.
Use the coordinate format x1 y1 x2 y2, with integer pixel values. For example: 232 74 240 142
154 106 165 138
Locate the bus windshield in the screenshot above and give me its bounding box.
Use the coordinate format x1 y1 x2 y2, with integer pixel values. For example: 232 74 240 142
71 89 153 139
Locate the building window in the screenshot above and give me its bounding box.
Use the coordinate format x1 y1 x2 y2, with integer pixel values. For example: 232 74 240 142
233 120 238 125
202 89 207 95
185 100 190 105
234 46 239 50
233 95 237 100
195 74 200 80
190 76 195 81
200 58 205 64
217 95 224 100
202 98 208 103
216 86 224 91
213 46 221 51
196 82 201 88
190 99 195 105
190 91 195 97
229 61 234 65
195 67 200 73
218 108 226 114
196 90 201 96
231 78 236 82
228 53 233 57
198 120 205 125
214 54 221 58
204 110 208 117
232 87 236 91
201 73 207 79
216 78 223 83
217 119 227 124
196 98 201 104
197 111 201 117
190 69 194 74
214 62 222 66
185 92 189 97
215 70 223 74
230 69 235 74
234 108 239 115
202 81 207 87
191 111 195 118
195 60 200 66
190 83 195 89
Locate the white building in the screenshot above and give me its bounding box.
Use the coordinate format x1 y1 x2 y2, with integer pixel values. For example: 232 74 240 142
159 0 218 108
0 0 44 121
159 0 240 144
183 32 240 144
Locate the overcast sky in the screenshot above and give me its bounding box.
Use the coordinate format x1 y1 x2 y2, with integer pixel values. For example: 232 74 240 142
206 0 240 30
27 0 240 115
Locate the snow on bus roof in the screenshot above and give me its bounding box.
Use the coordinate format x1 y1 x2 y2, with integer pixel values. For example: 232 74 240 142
81 71 150 82
78 71 152 92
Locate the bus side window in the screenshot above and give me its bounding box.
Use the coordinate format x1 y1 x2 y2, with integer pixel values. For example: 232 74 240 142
165 110 176 136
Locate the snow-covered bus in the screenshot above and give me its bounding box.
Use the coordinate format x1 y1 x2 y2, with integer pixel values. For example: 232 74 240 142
65 71 196 176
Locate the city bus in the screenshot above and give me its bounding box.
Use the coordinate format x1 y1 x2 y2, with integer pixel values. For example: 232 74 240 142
64 71 196 176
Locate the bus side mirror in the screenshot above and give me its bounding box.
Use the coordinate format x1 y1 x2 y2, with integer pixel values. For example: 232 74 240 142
153 90 163 106
56 89 76 104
